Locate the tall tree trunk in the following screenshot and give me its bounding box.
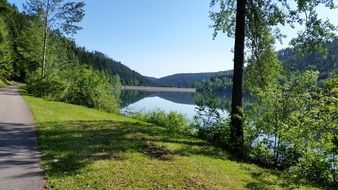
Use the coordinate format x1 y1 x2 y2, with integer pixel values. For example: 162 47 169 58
230 0 246 150
41 0 50 78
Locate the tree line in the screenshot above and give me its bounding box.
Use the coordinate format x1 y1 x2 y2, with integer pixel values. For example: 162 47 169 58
0 0 119 112
0 0 157 112
195 37 338 93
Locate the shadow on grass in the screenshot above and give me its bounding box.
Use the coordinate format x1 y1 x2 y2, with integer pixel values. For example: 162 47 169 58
36 119 309 188
36 120 193 176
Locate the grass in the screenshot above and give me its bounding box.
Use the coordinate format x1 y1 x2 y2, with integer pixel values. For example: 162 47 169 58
23 95 320 190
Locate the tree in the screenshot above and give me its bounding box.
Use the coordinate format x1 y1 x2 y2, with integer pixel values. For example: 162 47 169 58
14 15 43 80
210 0 337 150
230 0 245 149
24 0 85 78
0 14 13 80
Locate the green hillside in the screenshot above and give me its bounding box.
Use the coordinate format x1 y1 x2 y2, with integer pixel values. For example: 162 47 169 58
278 38 338 80
71 45 154 86
154 71 232 87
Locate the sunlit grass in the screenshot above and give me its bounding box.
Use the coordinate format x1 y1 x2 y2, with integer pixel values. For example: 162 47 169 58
23 95 320 190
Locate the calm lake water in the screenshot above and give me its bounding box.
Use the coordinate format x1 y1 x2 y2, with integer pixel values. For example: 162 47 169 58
120 90 231 120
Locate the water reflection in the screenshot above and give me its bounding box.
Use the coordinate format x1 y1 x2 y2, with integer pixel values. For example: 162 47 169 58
120 90 232 120
120 90 197 107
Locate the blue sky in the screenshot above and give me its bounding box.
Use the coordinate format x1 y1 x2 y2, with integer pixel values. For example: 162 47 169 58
9 0 338 78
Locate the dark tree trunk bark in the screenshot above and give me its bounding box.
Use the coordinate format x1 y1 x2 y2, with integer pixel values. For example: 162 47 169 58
230 0 246 150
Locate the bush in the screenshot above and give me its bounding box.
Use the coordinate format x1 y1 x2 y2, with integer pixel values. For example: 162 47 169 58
130 110 193 135
194 119 229 145
290 152 333 184
194 103 230 145
167 111 189 132
26 66 120 113
26 72 66 100
146 110 167 126
62 66 119 113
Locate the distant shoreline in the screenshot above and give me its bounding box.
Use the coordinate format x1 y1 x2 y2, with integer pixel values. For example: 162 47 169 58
122 86 196 93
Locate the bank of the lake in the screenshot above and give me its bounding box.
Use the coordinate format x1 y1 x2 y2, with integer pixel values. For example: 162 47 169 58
23 95 319 189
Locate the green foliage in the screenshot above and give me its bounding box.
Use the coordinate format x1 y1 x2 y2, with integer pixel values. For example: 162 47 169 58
210 0 337 185
24 0 85 78
24 0 85 36
194 73 232 93
26 71 66 99
290 152 334 184
279 38 338 80
155 71 229 87
245 71 338 185
131 110 193 135
26 65 121 113
0 0 122 113
245 30 282 92
72 46 154 86
0 16 13 80
63 66 119 113
194 90 230 144
210 0 337 52
14 16 43 80
195 50 337 186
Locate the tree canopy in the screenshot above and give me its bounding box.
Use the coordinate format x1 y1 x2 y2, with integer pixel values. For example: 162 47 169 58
210 0 337 150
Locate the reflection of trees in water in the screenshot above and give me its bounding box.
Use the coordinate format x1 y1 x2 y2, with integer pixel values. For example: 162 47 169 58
121 89 252 110
121 91 197 107
121 90 233 108
120 90 151 107
151 92 196 105
195 91 232 110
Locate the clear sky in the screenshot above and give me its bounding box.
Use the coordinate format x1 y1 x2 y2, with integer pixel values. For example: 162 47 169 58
8 0 338 78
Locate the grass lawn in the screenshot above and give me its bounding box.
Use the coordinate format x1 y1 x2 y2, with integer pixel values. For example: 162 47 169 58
23 95 320 190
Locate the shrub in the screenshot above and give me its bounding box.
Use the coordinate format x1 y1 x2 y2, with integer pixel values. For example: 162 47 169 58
26 66 120 113
194 118 229 145
290 152 333 184
130 110 193 135
62 66 119 113
26 72 66 100
146 110 167 126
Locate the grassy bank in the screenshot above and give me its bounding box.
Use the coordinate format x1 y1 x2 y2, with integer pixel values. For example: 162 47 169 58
23 95 319 189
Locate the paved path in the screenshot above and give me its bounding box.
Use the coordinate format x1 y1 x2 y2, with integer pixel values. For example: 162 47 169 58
0 86 44 190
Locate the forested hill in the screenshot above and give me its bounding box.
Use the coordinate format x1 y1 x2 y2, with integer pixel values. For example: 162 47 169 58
70 45 154 86
145 39 338 87
278 37 338 79
151 71 233 87
194 39 338 92
66 37 338 87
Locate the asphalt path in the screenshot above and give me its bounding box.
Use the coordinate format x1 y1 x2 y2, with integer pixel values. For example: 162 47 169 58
0 86 44 190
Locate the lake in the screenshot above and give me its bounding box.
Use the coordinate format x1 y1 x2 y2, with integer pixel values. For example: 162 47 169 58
120 89 231 120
